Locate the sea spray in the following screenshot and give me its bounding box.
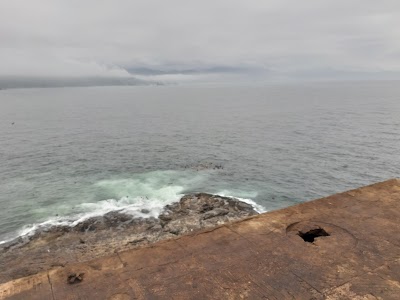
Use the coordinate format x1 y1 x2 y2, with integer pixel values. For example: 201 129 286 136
216 190 266 213
0 170 262 244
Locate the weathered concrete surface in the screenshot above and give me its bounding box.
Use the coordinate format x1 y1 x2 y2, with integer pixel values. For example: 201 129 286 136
1 179 400 299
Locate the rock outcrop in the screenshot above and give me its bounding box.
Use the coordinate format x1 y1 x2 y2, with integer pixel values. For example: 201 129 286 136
0 193 257 284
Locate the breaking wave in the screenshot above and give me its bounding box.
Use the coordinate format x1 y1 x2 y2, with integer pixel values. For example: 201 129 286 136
0 170 263 245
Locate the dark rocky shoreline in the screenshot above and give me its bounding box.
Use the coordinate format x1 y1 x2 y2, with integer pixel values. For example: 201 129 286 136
0 193 257 283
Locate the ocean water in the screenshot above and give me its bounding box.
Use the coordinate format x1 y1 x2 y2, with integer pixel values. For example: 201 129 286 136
0 81 399 243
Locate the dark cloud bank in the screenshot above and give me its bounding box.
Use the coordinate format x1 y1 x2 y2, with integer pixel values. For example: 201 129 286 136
1 0 400 88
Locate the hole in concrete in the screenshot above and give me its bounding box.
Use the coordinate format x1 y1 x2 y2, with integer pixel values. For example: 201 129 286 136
298 228 330 243
67 272 85 284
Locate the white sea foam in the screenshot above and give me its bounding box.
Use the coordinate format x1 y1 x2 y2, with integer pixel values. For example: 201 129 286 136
0 171 264 244
216 190 266 213
235 197 266 213
4 191 185 243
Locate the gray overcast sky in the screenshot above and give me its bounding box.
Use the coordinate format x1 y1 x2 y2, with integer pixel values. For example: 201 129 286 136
1 0 400 81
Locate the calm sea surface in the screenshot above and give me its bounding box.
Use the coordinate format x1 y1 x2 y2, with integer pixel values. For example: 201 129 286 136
0 81 399 242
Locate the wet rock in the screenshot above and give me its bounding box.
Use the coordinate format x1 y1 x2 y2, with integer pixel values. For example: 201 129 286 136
158 214 172 222
170 230 180 235
127 237 148 245
203 208 229 220
200 203 213 213
235 201 253 210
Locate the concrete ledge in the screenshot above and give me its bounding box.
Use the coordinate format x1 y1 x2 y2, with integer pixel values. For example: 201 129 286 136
1 179 400 299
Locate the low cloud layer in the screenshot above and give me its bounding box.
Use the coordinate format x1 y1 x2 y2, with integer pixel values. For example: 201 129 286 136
1 0 400 82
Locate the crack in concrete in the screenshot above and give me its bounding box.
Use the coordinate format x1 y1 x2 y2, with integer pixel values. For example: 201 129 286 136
381 236 400 249
320 266 388 297
290 270 322 296
116 251 125 266
324 278 354 296
182 225 229 238
172 239 188 253
225 225 265 251
248 278 269 298
47 272 55 300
